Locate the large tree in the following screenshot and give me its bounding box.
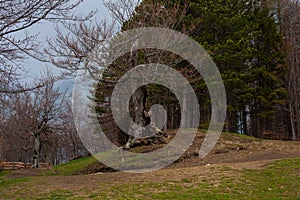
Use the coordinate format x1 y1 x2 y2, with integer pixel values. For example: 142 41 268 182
47 0 291 141
47 0 191 148
184 0 287 137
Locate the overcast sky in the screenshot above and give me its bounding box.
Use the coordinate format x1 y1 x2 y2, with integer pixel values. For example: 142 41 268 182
21 0 110 88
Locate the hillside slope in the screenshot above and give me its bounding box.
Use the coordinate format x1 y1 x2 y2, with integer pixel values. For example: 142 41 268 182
58 130 300 175
2 131 300 199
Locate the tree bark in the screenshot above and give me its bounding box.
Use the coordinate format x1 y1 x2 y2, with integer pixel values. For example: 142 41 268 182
125 87 148 149
32 133 41 168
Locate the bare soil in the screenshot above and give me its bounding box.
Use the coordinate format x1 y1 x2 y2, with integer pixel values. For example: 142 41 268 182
5 130 300 180
2 131 300 199
5 168 45 179
0 159 294 199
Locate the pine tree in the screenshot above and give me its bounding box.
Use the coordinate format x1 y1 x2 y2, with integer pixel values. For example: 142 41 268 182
186 0 287 136
95 0 288 140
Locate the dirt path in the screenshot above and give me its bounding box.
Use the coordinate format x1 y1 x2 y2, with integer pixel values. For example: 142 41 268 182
4 131 300 179
2 134 300 200
0 158 288 200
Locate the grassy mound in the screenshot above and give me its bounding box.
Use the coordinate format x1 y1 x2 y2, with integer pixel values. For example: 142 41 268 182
51 156 98 176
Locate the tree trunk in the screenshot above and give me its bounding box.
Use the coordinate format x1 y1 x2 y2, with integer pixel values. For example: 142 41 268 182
182 90 188 128
242 108 248 135
124 86 168 149
32 133 41 168
125 87 148 149
289 102 296 141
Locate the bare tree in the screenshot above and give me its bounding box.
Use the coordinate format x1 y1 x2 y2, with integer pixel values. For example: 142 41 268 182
0 0 94 93
0 70 83 166
284 0 300 140
272 0 300 140
46 0 197 150
46 0 192 75
60 100 88 159
0 90 33 162
0 1 100 166
103 0 142 25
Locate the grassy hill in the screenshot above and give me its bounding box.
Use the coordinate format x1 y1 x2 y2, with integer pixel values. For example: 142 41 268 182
51 130 300 175
1 131 300 199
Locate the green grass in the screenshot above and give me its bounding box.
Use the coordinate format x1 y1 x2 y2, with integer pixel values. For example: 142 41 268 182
0 170 11 177
221 131 262 141
83 158 300 199
47 131 260 174
0 170 28 190
241 158 300 199
0 130 298 199
0 176 31 189
51 156 98 176
1 158 299 199
38 190 74 200
197 128 262 141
